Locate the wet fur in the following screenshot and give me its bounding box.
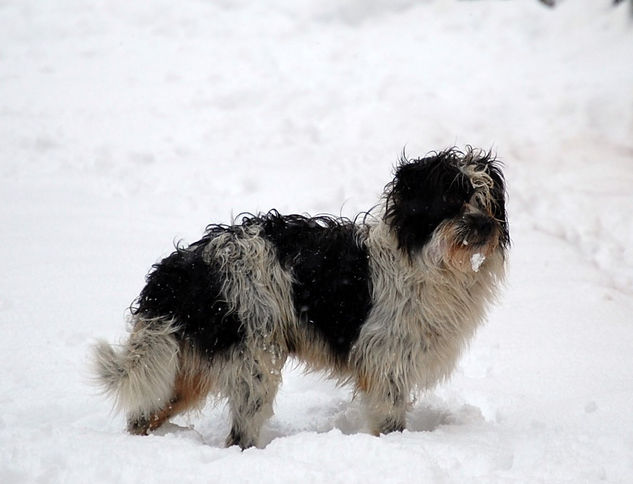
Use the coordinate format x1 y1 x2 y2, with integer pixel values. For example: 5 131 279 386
92 147 509 448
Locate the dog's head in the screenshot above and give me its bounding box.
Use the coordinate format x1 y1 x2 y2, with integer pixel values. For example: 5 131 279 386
384 147 509 271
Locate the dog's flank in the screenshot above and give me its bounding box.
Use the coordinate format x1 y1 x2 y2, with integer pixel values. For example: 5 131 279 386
92 146 509 449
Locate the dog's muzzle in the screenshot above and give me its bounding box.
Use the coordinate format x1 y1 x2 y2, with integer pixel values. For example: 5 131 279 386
461 213 496 247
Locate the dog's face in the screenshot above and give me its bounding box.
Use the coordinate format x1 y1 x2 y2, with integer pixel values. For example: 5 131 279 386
384 148 509 270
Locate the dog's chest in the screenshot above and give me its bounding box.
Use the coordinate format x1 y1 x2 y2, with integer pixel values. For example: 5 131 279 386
360 261 486 387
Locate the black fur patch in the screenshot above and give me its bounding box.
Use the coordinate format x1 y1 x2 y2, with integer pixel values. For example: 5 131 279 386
253 211 373 360
132 247 243 356
384 150 473 254
142 211 373 361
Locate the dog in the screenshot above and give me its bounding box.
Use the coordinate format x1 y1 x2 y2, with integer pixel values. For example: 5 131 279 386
92 147 509 449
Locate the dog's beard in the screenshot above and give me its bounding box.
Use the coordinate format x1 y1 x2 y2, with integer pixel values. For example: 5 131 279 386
424 216 502 273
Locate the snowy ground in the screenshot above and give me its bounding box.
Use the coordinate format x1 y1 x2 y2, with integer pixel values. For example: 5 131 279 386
1 0 632 482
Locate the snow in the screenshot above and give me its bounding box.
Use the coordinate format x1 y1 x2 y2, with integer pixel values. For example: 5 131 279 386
1 0 632 482
470 253 485 272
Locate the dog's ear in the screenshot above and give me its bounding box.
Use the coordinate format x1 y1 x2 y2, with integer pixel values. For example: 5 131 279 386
484 161 510 249
384 154 468 254
463 149 509 249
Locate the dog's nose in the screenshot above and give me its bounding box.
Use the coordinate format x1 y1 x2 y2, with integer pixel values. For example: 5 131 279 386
466 214 494 241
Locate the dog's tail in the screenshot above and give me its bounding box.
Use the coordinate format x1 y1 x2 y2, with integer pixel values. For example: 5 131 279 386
92 318 180 420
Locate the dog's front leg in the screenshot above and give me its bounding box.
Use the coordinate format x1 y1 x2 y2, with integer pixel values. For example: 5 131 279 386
360 374 409 436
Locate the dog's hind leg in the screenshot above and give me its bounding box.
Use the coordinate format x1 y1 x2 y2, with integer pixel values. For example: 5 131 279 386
93 317 181 434
94 318 216 435
221 345 286 449
127 345 214 434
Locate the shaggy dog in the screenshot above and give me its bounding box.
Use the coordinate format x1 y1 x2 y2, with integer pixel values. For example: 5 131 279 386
93 147 509 449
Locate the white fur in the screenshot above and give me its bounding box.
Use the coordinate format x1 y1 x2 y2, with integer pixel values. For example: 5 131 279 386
351 219 505 433
202 225 294 446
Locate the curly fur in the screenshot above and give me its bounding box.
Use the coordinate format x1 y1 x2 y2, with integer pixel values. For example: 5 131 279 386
92 146 509 448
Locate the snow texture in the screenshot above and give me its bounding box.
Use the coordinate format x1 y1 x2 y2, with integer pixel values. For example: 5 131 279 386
471 253 486 272
1 0 633 482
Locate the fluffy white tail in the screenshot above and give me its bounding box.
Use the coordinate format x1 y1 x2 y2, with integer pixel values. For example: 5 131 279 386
92 319 180 420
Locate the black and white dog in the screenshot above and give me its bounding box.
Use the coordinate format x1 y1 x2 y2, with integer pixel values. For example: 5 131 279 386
93 147 509 449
